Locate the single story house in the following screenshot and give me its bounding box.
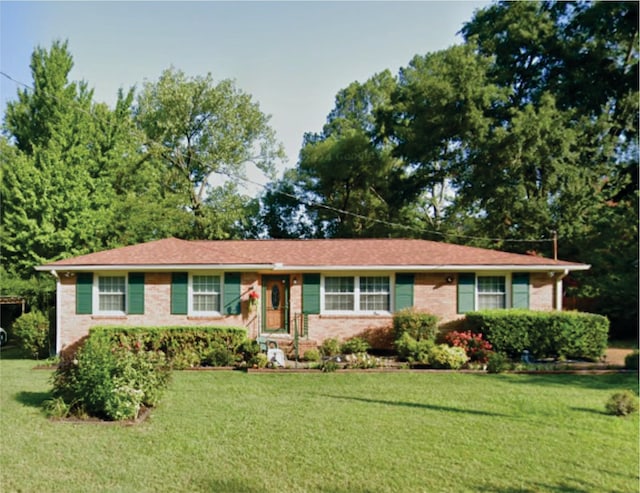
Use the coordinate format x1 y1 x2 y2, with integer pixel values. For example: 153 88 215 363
36 237 590 354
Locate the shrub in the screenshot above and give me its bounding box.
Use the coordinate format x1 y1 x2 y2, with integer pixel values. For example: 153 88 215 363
321 360 339 372
394 333 435 364
302 348 321 362
486 352 510 374
466 310 608 360
429 344 469 370
445 330 492 363
13 310 49 359
237 340 260 366
320 338 341 357
605 390 639 416
51 333 171 421
43 396 71 419
341 337 370 354
252 353 268 369
203 343 236 367
90 326 247 367
393 309 439 341
624 351 638 370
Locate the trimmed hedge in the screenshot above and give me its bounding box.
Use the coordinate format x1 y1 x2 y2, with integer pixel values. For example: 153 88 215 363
465 310 608 361
89 326 248 368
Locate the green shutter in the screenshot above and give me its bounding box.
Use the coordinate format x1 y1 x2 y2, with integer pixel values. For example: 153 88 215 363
302 274 320 314
457 273 476 314
128 273 145 314
171 272 188 315
223 272 241 315
512 273 530 309
394 273 414 311
76 272 93 314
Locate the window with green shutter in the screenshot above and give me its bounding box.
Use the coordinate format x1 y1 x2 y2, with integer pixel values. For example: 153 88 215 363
223 272 241 315
511 273 530 309
457 273 476 314
394 273 414 311
128 273 145 314
76 273 93 314
171 272 188 315
302 274 320 314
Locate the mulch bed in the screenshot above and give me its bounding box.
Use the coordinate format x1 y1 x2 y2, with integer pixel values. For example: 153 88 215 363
49 406 153 426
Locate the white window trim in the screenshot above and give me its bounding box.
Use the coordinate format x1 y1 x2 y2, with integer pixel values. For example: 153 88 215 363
189 272 223 316
321 273 393 315
94 272 127 316
476 272 512 310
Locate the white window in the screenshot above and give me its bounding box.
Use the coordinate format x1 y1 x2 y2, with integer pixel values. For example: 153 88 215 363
477 276 506 309
325 277 355 311
191 275 221 314
97 275 126 314
323 275 390 313
360 276 390 311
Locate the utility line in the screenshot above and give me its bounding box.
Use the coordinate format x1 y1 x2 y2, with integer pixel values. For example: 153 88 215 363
2 69 554 245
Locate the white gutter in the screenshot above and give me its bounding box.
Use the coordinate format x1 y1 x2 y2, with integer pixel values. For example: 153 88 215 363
36 263 590 273
272 264 591 273
35 264 274 272
555 269 570 311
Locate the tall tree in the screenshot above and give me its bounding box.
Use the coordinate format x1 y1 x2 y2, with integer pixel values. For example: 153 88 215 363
135 68 284 239
381 45 502 237
1 41 176 294
458 0 638 333
291 71 408 238
2 42 119 274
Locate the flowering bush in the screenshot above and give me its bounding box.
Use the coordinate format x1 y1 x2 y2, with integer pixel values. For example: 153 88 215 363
445 330 492 363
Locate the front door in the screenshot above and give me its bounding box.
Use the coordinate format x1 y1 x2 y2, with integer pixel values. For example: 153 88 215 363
263 276 288 333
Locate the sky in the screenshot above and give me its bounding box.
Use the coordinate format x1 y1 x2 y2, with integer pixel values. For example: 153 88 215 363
0 0 490 191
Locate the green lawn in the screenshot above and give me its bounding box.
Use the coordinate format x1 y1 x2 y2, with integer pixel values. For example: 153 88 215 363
1 355 638 493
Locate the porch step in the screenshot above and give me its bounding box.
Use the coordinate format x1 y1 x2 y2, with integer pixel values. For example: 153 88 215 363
266 337 318 358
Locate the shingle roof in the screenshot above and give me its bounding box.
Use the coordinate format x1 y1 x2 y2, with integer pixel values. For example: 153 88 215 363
37 237 589 271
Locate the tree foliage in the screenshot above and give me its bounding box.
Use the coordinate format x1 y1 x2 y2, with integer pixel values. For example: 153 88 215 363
134 68 284 239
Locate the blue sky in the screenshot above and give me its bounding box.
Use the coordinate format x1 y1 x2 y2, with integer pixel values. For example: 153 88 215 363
1 1 489 188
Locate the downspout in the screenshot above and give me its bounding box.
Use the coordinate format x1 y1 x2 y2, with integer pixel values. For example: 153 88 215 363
51 270 62 354
554 269 569 311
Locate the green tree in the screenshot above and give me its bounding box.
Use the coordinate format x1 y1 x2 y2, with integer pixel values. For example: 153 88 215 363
292 71 407 238
457 0 638 333
1 41 173 311
135 68 284 239
381 45 502 238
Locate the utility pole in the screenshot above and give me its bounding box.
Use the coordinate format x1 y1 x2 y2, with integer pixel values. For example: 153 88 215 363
552 230 558 260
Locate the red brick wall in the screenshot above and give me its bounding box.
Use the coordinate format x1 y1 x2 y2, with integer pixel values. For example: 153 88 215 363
57 272 260 351
57 271 558 352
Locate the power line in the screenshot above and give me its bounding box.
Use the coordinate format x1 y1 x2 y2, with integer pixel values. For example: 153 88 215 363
2 69 554 245
218 170 554 244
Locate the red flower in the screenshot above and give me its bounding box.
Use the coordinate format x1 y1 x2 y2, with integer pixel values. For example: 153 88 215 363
248 290 259 300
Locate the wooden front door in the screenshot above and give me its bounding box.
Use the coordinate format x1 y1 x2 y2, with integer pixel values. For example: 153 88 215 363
263 276 288 332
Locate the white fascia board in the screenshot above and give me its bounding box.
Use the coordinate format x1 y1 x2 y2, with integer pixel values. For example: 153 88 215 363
36 263 590 273
35 264 275 272
273 264 591 272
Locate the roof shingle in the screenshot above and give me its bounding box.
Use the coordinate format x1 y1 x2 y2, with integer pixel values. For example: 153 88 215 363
38 237 588 270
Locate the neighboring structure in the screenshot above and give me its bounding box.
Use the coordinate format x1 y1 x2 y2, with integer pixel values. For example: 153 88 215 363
36 238 590 353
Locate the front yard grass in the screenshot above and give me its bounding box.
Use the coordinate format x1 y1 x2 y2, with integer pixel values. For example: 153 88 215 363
1 355 638 493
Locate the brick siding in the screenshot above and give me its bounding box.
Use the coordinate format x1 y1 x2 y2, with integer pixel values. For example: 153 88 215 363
57 270 558 352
